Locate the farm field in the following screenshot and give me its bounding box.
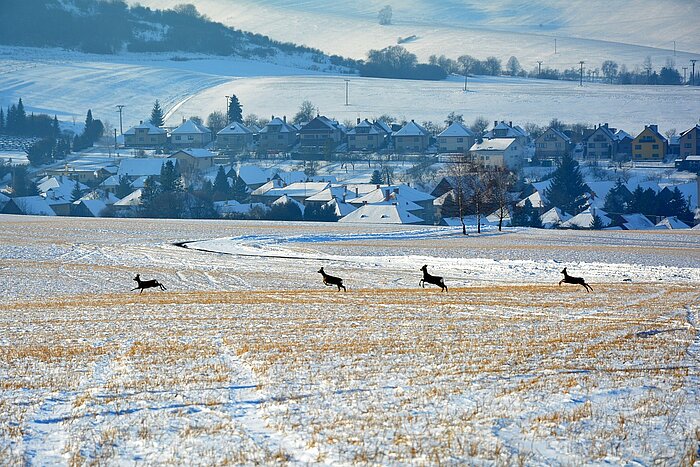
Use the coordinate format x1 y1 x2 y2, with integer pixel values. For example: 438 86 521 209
0 215 699 464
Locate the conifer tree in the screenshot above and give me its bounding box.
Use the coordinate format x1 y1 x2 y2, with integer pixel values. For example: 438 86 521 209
212 165 231 200
52 115 60 138
603 179 631 214
227 95 243 123
370 169 383 185
16 98 26 134
150 100 165 127
70 180 84 203
159 160 182 192
231 174 249 202
0 108 4 133
590 213 604 230
545 153 588 214
116 175 134 199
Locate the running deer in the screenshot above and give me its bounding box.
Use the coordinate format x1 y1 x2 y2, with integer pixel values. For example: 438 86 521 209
132 274 167 293
420 265 447 292
318 267 346 292
559 268 592 293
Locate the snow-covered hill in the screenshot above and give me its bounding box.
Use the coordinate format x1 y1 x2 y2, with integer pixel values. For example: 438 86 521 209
135 0 700 69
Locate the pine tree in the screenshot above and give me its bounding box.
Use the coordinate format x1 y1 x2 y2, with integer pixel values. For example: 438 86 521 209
70 180 84 203
6 104 17 134
370 170 383 185
159 160 182 192
116 175 133 199
603 179 631 214
150 100 165 127
231 174 249 202
52 115 60 138
227 95 243 123
0 107 4 133
85 109 93 135
666 187 692 222
545 153 588 214
212 165 231 200
16 98 26 134
590 213 604 230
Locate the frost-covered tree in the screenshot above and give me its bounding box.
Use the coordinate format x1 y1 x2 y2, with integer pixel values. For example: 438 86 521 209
293 100 317 125
469 116 489 139
369 170 383 185
601 60 618 84
506 56 521 76
378 5 392 25
70 179 84 203
207 111 227 135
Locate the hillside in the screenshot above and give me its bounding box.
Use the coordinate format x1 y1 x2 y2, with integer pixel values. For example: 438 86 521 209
136 0 700 71
0 0 353 68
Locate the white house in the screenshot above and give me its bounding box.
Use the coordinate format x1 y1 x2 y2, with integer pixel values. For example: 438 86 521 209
171 119 212 148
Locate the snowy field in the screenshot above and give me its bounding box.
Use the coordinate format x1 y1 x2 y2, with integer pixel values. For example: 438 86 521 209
1 46 699 137
1 215 699 464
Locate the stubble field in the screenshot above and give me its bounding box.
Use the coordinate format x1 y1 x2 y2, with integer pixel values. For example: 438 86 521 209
0 215 699 465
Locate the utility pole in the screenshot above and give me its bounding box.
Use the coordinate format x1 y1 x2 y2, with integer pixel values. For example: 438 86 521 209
344 79 350 106
537 60 543 78
682 67 688 83
225 95 230 123
116 104 125 135
463 73 468 91
579 61 585 86
691 60 697 86
673 40 676 56
114 128 117 150
554 38 557 54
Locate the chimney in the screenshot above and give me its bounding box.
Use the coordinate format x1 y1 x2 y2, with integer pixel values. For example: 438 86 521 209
603 123 608 128
650 124 658 132
357 118 361 124
363 200 367 205
355 187 359 197
140 120 143 125
394 187 399 194
509 121 513 127
385 189 391 201
494 121 498 127
283 115 287 123
182 117 186 124
376 184 381 189
271 115 274 121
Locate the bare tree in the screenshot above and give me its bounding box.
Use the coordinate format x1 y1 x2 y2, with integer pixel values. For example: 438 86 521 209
207 111 227 135
378 5 392 25
445 158 471 235
489 169 515 231
465 164 492 234
470 116 489 139
601 60 618 84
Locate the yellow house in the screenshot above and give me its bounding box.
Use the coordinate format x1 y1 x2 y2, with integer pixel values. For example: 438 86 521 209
632 125 667 161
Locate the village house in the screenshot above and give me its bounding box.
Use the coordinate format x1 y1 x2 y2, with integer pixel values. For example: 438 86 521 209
299 116 345 156
339 203 424 224
393 120 431 153
469 138 524 171
170 119 212 148
346 119 389 152
679 124 700 159
534 127 571 159
168 148 215 173
123 121 168 148
348 185 435 224
216 122 254 152
632 124 667 161
258 116 298 153
485 121 529 147
582 123 617 161
437 121 475 153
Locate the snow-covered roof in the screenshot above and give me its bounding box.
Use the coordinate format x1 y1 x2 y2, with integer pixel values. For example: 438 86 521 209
348 188 423 210
560 207 611 229
250 179 285 196
655 216 690 229
517 191 548 209
470 138 516 152
100 175 121 188
38 176 89 204
339 203 424 224
73 199 108 217
118 158 166 178
393 121 430 137
614 129 632 141
263 182 330 199
272 194 305 215
438 121 475 138
213 200 267 215
234 165 273 186
585 181 617 208
171 148 215 159
79 191 120 205
171 119 211 135
113 189 143 206
274 171 308 185
540 207 572 229
347 119 384 136
486 122 527 139
5 196 56 216
260 117 296 134
305 186 359 203
326 198 356 217
217 122 253 135
124 121 166 135
618 213 655 230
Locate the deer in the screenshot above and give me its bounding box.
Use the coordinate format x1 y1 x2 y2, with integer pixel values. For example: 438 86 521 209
132 274 167 293
420 265 447 292
318 267 346 292
559 268 592 293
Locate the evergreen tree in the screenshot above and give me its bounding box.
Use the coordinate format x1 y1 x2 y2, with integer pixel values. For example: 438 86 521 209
212 165 231 200
11 166 38 196
666 187 692 222
16 98 26 134
545 153 588 214
512 199 542 228
590 213 604 230
0 107 4 132
6 104 17 134
85 109 93 135
116 175 134 199
70 180 84 202
52 115 60 138
150 100 164 127
159 160 182 192
629 186 658 216
370 169 383 185
603 180 631 214
227 95 243 123
230 174 249 202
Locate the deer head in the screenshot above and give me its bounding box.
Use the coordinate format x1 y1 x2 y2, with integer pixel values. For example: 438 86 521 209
134 274 141 281
317 268 324 274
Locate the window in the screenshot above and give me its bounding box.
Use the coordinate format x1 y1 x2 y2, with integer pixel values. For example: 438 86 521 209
652 144 659 149
635 144 642 150
175 136 181 141
686 143 692 148
457 138 463 142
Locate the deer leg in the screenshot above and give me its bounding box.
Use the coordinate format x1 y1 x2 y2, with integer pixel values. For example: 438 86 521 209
131 287 139 291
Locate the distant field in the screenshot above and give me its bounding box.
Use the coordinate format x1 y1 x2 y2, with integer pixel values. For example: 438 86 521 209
1 215 699 464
